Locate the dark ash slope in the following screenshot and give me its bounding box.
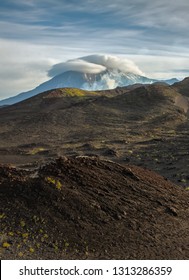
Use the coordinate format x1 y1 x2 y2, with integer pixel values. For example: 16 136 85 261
0 157 189 259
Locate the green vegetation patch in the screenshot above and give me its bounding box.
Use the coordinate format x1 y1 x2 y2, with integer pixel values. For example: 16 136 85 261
60 88 97 97
45 176 63 190
26 147 46 155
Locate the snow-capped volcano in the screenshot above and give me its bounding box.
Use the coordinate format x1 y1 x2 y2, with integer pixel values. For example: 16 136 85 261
82 69 158 90
0 55 178 106
44 68 158 92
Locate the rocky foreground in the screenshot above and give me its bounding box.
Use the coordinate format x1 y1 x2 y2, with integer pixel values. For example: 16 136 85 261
0 156 189 259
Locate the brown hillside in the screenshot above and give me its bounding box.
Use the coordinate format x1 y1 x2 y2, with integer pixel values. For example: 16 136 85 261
0 84 189 186
172 77 189 97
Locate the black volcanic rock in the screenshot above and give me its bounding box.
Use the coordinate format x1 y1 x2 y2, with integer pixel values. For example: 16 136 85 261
1 156 189 259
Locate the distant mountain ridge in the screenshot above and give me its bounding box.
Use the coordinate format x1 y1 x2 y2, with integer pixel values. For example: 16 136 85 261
0 69 179 106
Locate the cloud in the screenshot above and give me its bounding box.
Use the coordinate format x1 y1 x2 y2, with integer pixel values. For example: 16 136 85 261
1 1 189 54
0 39 60 99
130 54 189 80
48 54 144 77
6 0 188 33
0 0 189 99
48 59 106 76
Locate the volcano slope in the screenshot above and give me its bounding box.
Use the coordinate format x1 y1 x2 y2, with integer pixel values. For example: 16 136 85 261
173 77 189 97
1 156 189 260
0 83 189 186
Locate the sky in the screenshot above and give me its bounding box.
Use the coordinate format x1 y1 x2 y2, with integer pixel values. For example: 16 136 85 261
0 0 189 99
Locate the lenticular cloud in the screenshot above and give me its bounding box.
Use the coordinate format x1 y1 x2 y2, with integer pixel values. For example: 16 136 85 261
48 54 144 77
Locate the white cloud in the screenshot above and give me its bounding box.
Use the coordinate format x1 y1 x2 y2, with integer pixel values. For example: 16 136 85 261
128 54 189 79
48 59 106 76
48 54 144 77
0 39 77 99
